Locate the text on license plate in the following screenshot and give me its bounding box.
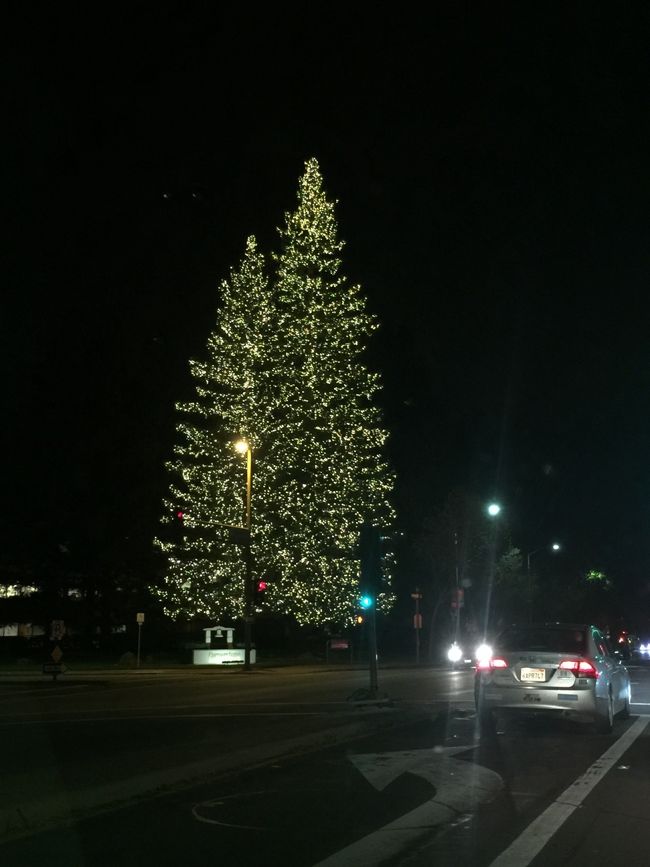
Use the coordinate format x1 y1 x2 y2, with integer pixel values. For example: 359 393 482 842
520 667 546 682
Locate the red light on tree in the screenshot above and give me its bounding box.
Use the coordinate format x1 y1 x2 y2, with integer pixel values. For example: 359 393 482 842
257 580 268 592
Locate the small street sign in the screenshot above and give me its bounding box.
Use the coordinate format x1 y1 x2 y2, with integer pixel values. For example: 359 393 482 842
136 612 145 624
51 645 63 664
413 613 423 630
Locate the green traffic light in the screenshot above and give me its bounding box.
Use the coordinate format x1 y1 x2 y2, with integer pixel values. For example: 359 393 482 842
359 594 374 610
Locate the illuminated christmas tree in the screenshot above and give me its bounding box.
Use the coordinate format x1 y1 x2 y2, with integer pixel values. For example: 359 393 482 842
262 158 395 623
154 236 274 620
155 160 395 626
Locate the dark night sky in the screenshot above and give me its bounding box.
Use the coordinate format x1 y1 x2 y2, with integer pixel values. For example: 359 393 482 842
4 5 650 603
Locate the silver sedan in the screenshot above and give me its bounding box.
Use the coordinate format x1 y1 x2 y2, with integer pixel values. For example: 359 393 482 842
475 622 631 733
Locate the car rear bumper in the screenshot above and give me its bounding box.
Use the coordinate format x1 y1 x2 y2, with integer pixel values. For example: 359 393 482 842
477 683 603 720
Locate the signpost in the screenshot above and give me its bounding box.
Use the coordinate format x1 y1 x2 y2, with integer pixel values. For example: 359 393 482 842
411 589 423 665
136 612 144 667
43 644 64 681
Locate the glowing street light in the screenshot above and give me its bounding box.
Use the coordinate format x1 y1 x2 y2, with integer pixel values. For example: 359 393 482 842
487 502 502 517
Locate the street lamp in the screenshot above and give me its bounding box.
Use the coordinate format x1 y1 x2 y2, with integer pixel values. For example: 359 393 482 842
526 542 561 622
481 502 502 641
234 439 253 670
527 542 561 573
235 439 252 528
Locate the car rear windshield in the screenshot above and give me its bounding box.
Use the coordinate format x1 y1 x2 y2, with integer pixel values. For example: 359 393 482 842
496 626 587 654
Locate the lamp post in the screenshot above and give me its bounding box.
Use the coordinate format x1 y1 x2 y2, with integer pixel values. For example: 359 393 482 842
482 502 502 639
526 542 560 622
235 439 254 671
453 530 461 644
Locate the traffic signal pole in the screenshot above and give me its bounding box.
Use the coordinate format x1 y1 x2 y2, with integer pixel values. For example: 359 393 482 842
359 523 382 699
243 540 253 671
367 602 379 698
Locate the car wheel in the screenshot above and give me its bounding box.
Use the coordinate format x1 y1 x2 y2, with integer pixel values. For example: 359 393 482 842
595 692 614 734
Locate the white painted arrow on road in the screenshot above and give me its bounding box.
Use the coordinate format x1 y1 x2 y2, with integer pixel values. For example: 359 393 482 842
313 745 503 867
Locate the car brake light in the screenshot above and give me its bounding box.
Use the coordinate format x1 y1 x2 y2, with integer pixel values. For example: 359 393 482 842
476 656 508 671
559 659 598 678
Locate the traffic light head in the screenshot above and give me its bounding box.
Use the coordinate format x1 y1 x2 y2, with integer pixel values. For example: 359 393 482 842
359 593 374 610
254 578 269 606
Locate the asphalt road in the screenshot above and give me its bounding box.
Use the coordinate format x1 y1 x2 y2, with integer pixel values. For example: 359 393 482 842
1 659 650 866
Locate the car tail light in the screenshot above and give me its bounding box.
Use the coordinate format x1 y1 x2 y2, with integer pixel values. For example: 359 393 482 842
476 656 508 671
559 659 598 678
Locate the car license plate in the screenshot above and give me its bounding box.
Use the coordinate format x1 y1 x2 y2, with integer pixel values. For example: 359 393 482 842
520 667 545 682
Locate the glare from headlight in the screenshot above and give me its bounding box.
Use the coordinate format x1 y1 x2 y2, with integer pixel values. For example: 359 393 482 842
475 643 493 664
447 642 463 663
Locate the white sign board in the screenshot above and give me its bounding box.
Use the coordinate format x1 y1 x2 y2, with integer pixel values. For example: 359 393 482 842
136 612 145 624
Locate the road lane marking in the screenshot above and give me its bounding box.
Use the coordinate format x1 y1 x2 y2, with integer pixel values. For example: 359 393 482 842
193 789 282 829
1 719 391 844
313 746 503 866
0 711 333 726
0 685 88 701
488 715 650 867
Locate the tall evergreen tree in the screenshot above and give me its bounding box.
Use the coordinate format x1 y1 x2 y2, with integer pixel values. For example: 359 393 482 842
154 236 274 620
155 159 395 627
262 158 395 624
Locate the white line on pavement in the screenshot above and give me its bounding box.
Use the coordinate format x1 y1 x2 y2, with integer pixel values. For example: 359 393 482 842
0 710 331 725
488 715 650 867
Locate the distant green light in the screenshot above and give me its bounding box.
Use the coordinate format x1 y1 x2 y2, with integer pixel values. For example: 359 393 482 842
359 594 374 610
